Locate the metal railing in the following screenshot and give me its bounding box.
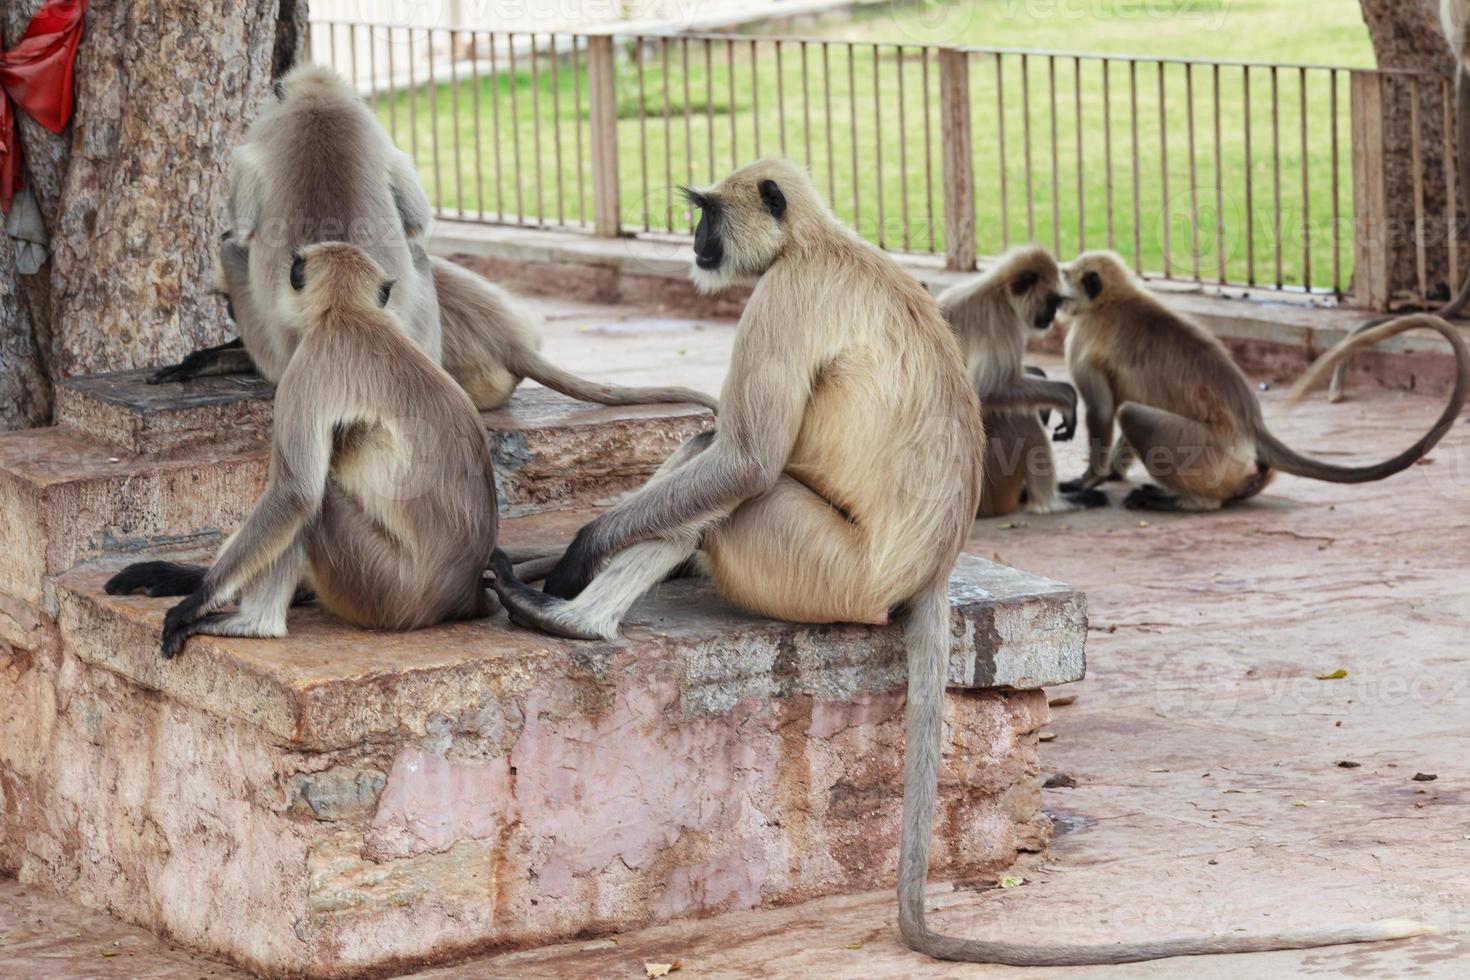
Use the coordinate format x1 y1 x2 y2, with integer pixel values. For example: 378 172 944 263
307 21 1459 306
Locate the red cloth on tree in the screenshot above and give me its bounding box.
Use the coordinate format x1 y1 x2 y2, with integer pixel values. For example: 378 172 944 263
0 0 87 214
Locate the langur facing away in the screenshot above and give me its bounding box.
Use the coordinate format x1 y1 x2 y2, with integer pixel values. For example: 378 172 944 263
938 245 1107 516
106 243 501 658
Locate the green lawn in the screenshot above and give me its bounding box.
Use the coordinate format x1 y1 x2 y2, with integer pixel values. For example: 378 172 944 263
364 0 1390 293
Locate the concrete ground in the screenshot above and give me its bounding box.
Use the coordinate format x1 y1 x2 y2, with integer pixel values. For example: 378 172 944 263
5 293 1470 978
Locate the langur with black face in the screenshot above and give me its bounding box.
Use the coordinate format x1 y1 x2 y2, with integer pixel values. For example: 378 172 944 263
1324 0 1470 402
1061 251 1469 513
938 245 1107 516
490 161 1430 965
153 64 716 413
107 243 502 658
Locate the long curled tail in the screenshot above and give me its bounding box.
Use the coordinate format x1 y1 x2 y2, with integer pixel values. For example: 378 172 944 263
1261 314 1469 484
487 549 604 641
897 576 1431 965
507 347 720 413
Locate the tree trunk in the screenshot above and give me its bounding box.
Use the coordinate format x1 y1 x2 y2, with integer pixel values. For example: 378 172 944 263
1358 0 1462 308
0 1 292 431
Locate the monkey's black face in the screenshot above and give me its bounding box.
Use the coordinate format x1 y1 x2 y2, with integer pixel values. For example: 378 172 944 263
1034 292 1063 329
690 196 724 271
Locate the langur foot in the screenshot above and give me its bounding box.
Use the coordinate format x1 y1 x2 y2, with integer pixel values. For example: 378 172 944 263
106 561 207 598
1123 485 1196 512
160 592 212 659
147 339 252 385
1065 488 1110 509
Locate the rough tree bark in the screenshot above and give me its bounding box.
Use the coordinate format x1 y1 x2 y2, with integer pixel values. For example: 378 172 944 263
0 1 306 432
1358 0 1462 308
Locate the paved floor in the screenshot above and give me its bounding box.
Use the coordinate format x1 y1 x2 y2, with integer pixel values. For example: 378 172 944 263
5 295 1470 978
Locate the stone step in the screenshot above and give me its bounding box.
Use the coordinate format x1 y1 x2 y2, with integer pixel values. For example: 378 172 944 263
0 377 712 608
4 550 1085 978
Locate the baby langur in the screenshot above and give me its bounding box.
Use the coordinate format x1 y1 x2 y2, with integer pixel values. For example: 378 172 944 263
1325 0 1470 402
1061 251 1469 512
491 160 1428 966
939 245 1107 516
106 243 501 658
153 64 715 413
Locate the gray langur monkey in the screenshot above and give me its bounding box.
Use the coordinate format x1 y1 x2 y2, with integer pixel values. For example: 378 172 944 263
1060 251 1469 513
153 64 717 414
489 161 1430 965
938 245 1108 516
105 243 501 658
1324 0 1470 403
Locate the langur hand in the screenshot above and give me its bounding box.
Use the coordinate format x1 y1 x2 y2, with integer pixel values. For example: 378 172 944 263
542 526 603 599
160 589 218 659
1052 407 1077 442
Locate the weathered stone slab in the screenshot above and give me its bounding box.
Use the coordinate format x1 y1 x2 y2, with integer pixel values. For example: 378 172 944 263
0 386 713 603
55 369 276 457
56 553 1084 753
6 549 1081 977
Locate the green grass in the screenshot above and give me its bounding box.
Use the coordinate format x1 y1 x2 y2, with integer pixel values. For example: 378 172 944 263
369 0 1385 292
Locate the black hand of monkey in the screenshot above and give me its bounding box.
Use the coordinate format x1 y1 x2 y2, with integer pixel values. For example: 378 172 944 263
160 591 210 659
542 529 601 600
1058 476 1089 494
147 338 245 385
1052 411 1077 442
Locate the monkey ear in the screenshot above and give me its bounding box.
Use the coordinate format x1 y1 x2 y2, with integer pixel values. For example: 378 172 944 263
273 80 288 101
1081 271 1103 301
289 254 306 292
1010 270 1039 296
377 279 396 307
758 179 786 220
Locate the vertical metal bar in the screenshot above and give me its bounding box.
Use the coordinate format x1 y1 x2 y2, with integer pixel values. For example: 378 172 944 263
1049 55 1060 256
825 43 835 204
637 38 649 231
331 21 340 79
1410 75 1428 302
573 36 586 225
802 42 813 167
587 35 622 237
346 22 358 91
1130 60 1141 272
1022 53 1035 242
776 41 788 156
898 45 911 252
683 38 694 229
997 53 1009 250
1159 61 1170 279
471 31 484 220
1299 67 1311 292
1444 75 1459 300
509 33 523 222
1271 65 1282 288
923 49 936 253
706 40 715 181
663 37 673 231
490 33 505 221
1349 72 1391 309
849 43 860 231
1104 59 1114 249
530 33 544 225
874 44 885 247
728 40 737 169
1214 63 1225 283
1187 62 1200 281
386 28 398 143
938 49 976 271
407 29 420 169
1075 56 1085 253
551 34 565 226
428 30 442 214
751 40 761 157
1331 69 1342 295
1244 65 1254 285
367 23 379 121
450 30 464 217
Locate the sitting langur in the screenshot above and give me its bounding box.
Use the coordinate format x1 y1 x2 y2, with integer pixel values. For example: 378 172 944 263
1324 0 1470 402
489 160 1426 965
1061 251 1469 512
106 243 499 658
938 245 1106 516
153 64 716 413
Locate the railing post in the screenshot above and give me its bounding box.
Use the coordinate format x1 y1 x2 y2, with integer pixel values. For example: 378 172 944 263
938 48 976 272
587 34 622 237
1349 70 1390 310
